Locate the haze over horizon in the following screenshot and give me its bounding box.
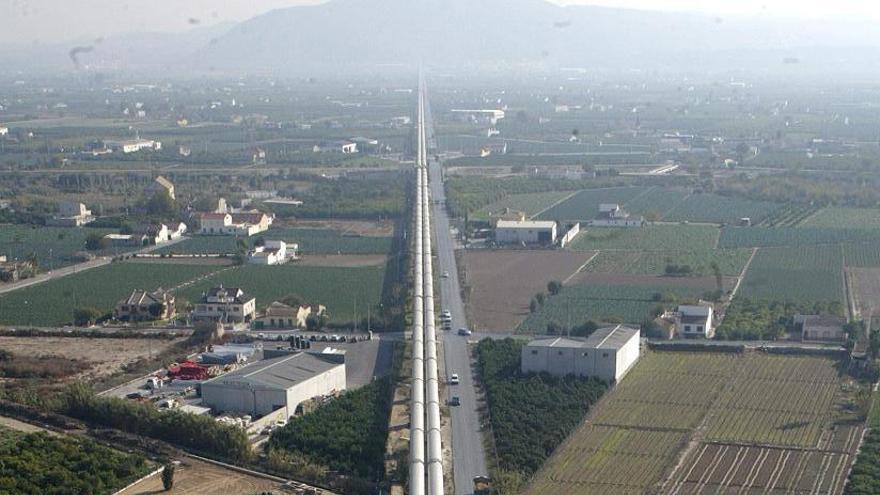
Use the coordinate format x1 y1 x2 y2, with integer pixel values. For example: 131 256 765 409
2 0 879 46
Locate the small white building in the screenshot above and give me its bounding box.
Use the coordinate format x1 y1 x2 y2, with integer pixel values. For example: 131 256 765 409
147 176 175 200
675 304 714 339
198 212 270 236
193 286 256 323
495 220 557 245
521 325 641 383
248 240 295 265
105 138 162 154
590 204 644 228
201 351 346 419
168 222 187 240
49 201 94 227
0 126 8 136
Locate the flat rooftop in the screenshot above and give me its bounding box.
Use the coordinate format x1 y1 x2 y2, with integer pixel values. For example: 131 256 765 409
527 325 639 350
496 220 556 229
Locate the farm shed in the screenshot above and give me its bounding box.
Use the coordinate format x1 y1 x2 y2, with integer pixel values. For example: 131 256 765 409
521 325 640 382
201 351 345 420
796 314 846 343
495 220 557 245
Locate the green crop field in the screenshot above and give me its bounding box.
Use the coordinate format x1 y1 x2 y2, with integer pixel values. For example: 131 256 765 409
535 187 650 223
0 225 130 269
473 191 572 221
584 248 752 276
156 228 392 255
662 194 781 224
176 263 385 324
719 226 880 249
800 206 880 229
517 283 708 333
758 204 821 227
525 351 857 495
738 245 844 303
620 186 689 220
0 262 218 326
568 225 718 252
844 242 880 267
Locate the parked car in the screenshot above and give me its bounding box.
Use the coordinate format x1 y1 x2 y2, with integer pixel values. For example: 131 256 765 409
441 310 451 320
458 328 472 336
442 271 450 278
449 373 460 385
449 396 461 406
442 321 452 331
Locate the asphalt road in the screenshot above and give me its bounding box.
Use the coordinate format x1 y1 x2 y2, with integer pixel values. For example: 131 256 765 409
428 157 489 493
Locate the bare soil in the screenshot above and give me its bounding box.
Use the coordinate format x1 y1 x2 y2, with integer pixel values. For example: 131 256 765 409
297 254 388 267
462 249 597 332
849 268 880 318
280 218 394 237
0 336 183 380
118 458 285 495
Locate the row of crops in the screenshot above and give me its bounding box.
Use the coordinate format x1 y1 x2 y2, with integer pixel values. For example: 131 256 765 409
525 351 852 495
758 204 821 227
569 224 718 252
738 245 845 304
535 186 650 223
584 248 751 277
662 194 782 225
472 190 572 221
719 226 880 249
516 283 709 333
155 227 393 255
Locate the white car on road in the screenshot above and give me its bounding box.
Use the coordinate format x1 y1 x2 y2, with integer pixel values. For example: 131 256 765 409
449 373 460 385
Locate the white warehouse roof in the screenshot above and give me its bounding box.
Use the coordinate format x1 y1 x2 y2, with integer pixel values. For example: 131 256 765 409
527 325 639 350
495 220 557 230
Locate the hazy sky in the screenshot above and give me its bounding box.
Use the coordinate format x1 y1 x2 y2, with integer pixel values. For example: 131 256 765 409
2 0 879 46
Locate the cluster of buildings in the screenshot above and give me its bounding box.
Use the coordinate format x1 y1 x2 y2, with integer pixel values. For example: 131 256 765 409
247 240 295 265
103 222 187 247
196 198 273 236
589 203 644 228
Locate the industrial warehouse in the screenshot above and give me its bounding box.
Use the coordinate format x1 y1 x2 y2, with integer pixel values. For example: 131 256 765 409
200 350 346 420
521 325 641 382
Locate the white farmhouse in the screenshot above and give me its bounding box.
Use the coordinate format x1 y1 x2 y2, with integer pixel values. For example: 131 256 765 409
49 201 94 227
590 204 644 228
495 220 557 245
248 240 296 265
521 325 641 383
105 138 162 154
192 286 256 323
674 304 714 338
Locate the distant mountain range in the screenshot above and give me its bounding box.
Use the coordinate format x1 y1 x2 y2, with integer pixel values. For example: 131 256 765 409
4 0 880 76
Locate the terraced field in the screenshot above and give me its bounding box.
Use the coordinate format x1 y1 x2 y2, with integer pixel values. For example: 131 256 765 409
738 245 844 303
525 351 864 495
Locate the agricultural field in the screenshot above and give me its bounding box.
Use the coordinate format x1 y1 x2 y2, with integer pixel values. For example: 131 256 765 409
848 268 880 320
844 242 880 267
620 186 689 220
719 226 880 249
526 351 865 495
0 224 128 269
472 191 573 221
516 282 708 333
583 248 752 277
757 203 821 227
0 427 154 495
800 206 880 229
738 245 844 304
568 225 719 252
0 261 219 326
462 250 597 332
119 457 284 495
176 263 386 324
662 194 782 225
535 187 650 223
155 228 393 256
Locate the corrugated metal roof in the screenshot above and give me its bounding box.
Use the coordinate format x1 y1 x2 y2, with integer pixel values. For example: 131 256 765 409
203 352 341 391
